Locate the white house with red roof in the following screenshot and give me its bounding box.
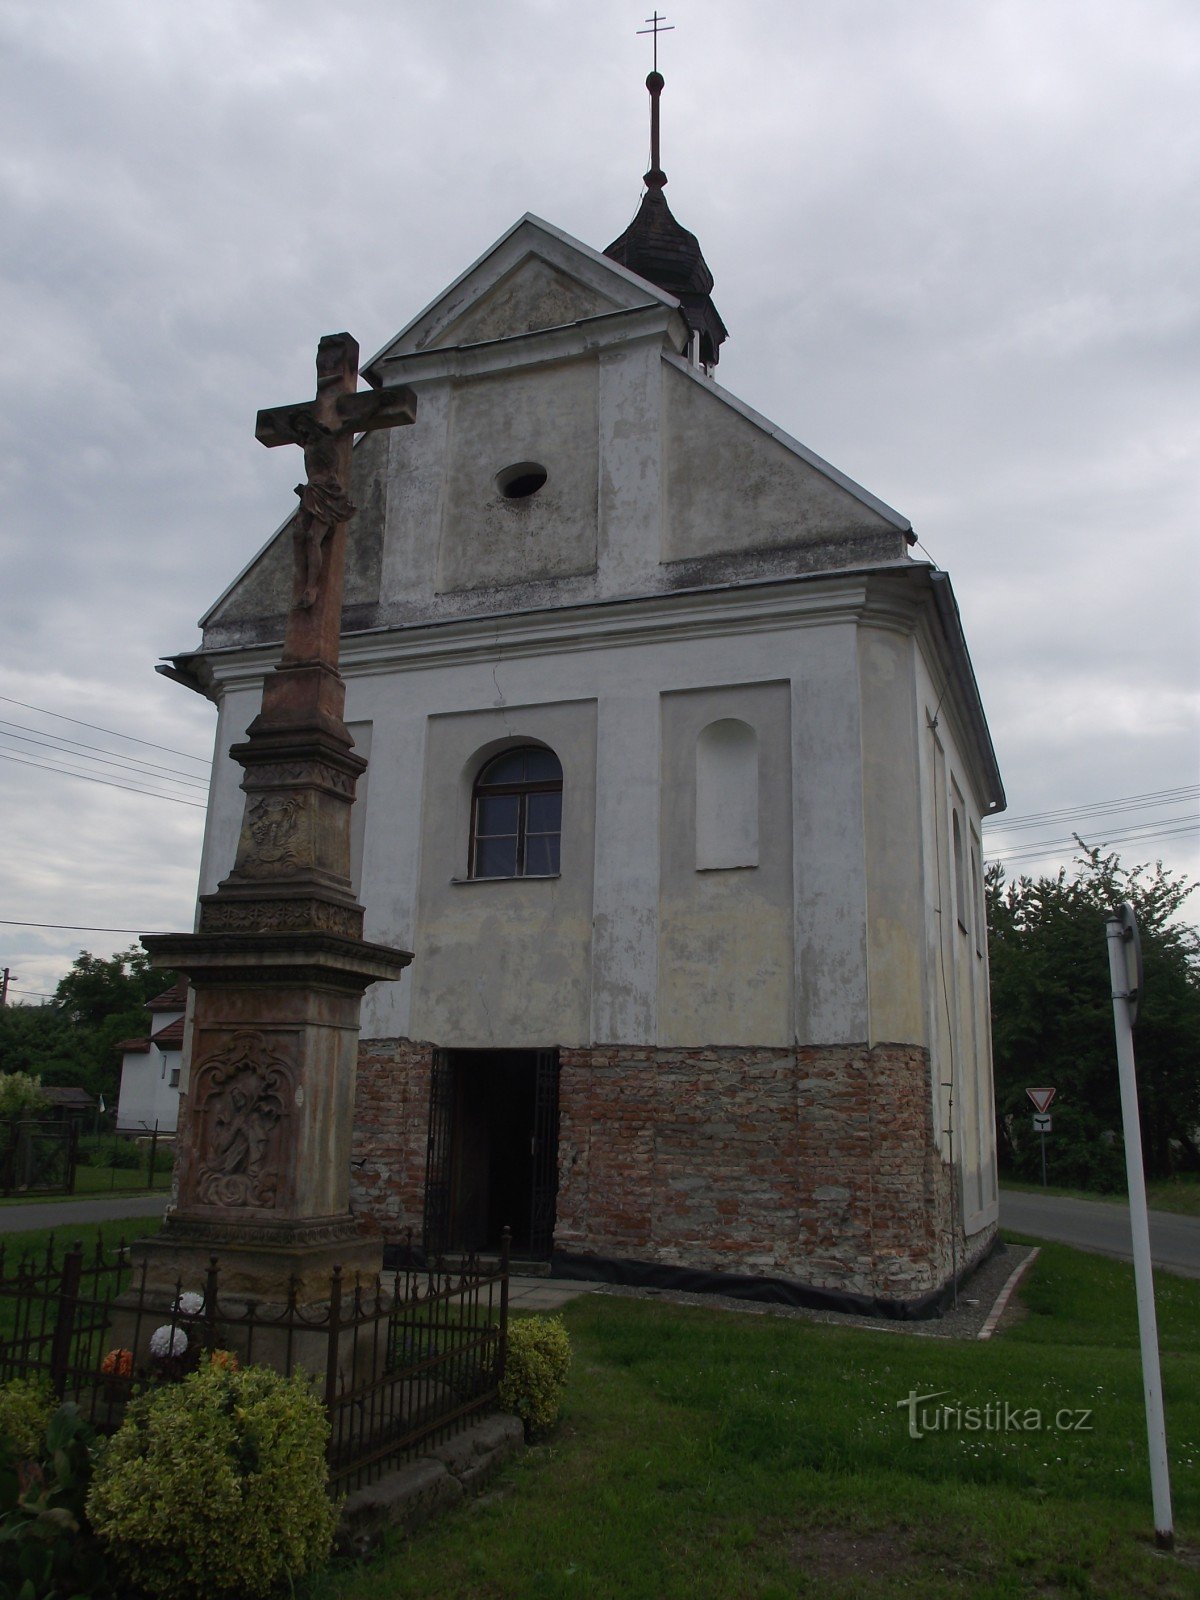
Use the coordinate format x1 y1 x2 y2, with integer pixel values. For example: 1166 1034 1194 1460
115 979 187 1134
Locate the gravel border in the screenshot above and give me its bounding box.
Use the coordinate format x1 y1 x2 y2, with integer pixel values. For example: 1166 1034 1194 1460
585 1240 1038 1341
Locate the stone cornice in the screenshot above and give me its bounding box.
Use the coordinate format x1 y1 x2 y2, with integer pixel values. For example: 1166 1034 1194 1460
167 563 1003 809
178 571 888 695
376 302 688 387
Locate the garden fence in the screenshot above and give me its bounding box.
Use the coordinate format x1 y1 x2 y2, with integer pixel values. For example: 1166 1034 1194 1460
0 1121 173 1199
0 1229 510 1496
0 1119 76 1197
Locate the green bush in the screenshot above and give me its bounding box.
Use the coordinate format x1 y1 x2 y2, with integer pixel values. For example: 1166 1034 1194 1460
0 1381 53 1464
74 1136 140 1171
0 1401 110 1599
86 1363 337 1600
0 1075 46 1120
498 1314 571 1439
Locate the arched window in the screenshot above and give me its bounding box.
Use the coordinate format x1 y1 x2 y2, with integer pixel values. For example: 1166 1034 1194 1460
470 746 563 878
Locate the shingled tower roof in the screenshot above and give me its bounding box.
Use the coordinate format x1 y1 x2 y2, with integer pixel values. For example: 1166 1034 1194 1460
604 67 727 368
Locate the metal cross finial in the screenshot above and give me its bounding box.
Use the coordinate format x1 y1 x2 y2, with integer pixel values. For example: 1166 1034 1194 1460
637 11 674 73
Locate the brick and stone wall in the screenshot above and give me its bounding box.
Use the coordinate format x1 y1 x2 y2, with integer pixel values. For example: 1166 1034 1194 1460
351 1037 993 1302
350 1038 434 1235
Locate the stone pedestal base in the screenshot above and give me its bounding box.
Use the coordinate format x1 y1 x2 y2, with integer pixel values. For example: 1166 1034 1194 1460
116 1213 390 1385
132 1212 383 1303
136 927 410 1377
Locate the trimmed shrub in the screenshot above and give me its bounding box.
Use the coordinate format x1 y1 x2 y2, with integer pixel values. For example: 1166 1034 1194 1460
498 1314 571 1439
86 1363 337 1600
0 1379 53 1463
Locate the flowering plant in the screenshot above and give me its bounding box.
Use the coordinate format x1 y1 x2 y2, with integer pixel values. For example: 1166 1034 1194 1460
149 1325 188 1361
174 1291 204 1317
208 1349 238 1373
100 1348 133 1379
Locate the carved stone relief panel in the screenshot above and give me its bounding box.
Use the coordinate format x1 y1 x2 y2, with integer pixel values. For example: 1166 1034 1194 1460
192 1030 294 1210
236 793 310 876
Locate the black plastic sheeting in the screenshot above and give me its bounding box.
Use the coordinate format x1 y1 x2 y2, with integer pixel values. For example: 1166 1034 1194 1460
550 1238 1005 1322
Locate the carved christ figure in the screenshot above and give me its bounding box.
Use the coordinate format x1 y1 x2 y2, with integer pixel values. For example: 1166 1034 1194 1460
289 411 355 610
256 334 416 661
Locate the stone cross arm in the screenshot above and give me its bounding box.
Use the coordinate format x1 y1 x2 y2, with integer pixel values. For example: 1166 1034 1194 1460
255 384 417 450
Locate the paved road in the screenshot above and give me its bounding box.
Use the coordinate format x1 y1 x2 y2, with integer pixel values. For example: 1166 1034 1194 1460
1001 1190 1200 1280
0 1194 167 1236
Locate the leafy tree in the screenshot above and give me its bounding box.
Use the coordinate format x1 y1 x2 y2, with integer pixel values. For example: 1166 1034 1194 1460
987 842 1200 1190
0 946 176 1104
53 946 165 1028
0 1071 46 1118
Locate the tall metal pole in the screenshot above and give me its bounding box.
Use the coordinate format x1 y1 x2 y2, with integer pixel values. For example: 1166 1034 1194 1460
1106 907 1173 1550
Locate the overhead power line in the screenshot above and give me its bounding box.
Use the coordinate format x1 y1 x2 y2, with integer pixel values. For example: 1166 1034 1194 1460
0 750 207 808
0 694 209 765
988 817 1199 867
985 784 1199 836
0 724 209 789
0 920 175 933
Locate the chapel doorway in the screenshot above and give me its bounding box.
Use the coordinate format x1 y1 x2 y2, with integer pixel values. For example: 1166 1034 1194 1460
423 1048 559 1260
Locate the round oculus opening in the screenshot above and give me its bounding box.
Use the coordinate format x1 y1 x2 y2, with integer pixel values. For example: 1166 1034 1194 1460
495 461 548 500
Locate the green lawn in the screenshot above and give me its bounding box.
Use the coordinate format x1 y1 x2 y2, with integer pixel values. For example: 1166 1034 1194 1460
306 1244 1200 1600
1001 1176 1200 1217
0 1163 172 1207
69 1162 172 1197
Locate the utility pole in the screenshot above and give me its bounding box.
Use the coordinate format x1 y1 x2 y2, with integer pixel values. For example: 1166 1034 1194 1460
1106 901 1173 1550
0 968 11 1007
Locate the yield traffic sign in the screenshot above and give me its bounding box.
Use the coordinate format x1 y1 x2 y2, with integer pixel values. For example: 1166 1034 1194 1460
1026 1086 1056 1114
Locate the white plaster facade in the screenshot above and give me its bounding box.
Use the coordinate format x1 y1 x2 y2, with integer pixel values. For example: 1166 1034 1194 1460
116 992 185 1134
169 214 1005 1281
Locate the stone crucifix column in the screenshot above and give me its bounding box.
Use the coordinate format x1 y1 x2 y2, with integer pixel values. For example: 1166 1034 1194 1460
139 334 417 1305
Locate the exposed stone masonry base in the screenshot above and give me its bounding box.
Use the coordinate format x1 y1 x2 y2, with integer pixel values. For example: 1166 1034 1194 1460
351 1039 992 1302
351 1038 434 1232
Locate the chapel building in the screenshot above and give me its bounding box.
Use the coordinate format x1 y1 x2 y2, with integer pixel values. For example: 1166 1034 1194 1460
165 87 1004 1315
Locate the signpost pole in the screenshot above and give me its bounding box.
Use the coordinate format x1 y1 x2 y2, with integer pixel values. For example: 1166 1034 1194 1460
1026 1089 1055 1187
1106 904 1172 1550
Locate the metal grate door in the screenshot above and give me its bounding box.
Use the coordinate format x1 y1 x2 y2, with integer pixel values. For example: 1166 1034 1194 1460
422 1049 455 1258
528 1050 560 1259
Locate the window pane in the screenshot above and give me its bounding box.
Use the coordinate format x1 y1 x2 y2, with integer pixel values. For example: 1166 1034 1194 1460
477 751 525 787
526 790 562 833
475 836 518 877
524 833 560 875
523 748 562 783
475 794 519 835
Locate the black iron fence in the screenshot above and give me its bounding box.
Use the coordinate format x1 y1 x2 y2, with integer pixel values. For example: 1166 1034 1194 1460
0 1121 175 1198
0 1120 76 1197
0 1230 510 1496
75 1125 174 1195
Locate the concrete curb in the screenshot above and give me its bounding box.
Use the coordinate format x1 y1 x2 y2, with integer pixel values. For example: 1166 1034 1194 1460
977 1246 1040 1340
337 1412 524 1554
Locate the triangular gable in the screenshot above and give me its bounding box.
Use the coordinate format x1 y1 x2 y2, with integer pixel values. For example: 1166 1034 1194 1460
201 422 388 630
364 213 678 377
662 355 912 556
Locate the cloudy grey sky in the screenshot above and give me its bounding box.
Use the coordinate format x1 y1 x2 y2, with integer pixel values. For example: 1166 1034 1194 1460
1 0 1197 1002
